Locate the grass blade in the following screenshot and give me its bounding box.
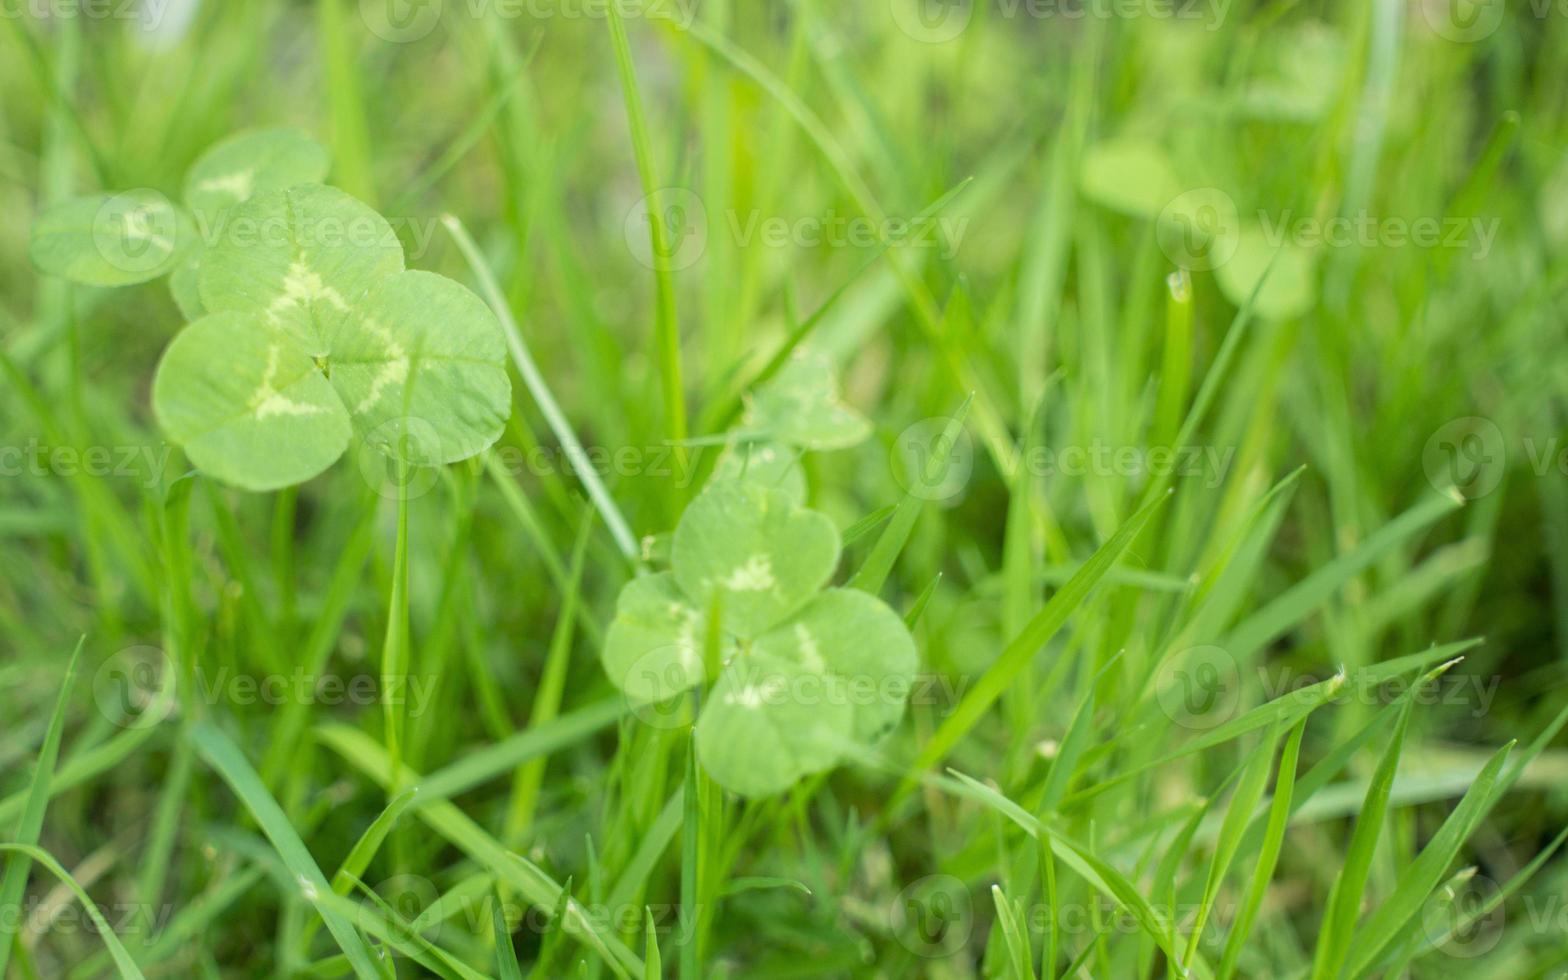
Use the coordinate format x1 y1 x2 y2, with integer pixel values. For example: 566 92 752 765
444 215 641 564
494 887 524 980
1186 720 1283 967
1344 739 1516 976
903 489 1170 790
1222 491 1464 662
315 724 643 977
991 885 1037 980
605 0 685 454
0 636 81 980
1308 661 1453 979
188 721 383 979
1216 718 1306 980
0 844 145 979
643 907 662 980
849 396 972 595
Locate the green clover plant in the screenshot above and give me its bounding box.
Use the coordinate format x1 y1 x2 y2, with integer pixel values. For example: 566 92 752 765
602 479 917 797
27 129 511 491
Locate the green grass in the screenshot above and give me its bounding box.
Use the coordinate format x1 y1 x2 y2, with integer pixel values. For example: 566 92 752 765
4 1 1568 977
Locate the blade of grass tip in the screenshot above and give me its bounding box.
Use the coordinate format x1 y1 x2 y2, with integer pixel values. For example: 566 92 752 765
1186 720 1284 969
842 505 896 549
1309 661 1439 980
904 573 943 630
604 0 685 456
1139 259 1271 509
494 887 524 980
1344 739 1516 976
1151 270 1194 452
444 216 640 565
899 489 1171 797
849 396 973 595
992 885 1038 980
1213 646 1482 866
1009 639 1470 813
1369 866 1476 980
643 908 662 980
0 636 81 980
1217 717 1306 980
679 743 701 980
188 721 382 979
0 845 144 980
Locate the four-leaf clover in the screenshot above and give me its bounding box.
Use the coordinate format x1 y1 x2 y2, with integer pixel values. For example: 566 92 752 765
152 183 511 490
602 480 916 797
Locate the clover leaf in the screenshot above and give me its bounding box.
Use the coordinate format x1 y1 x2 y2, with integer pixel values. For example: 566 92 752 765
155 181 505 489
151 311 353 491
743 349 871 451
711 440 806 502
182 127 330 220
29 189 197 286
672 480 839 639
198 183 405 357
1079 138 1184 219
1213 225 1318 321
174 128 333 321
601 480 917 797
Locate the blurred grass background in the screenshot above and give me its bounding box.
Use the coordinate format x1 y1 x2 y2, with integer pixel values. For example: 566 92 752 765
2 0 1568 976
